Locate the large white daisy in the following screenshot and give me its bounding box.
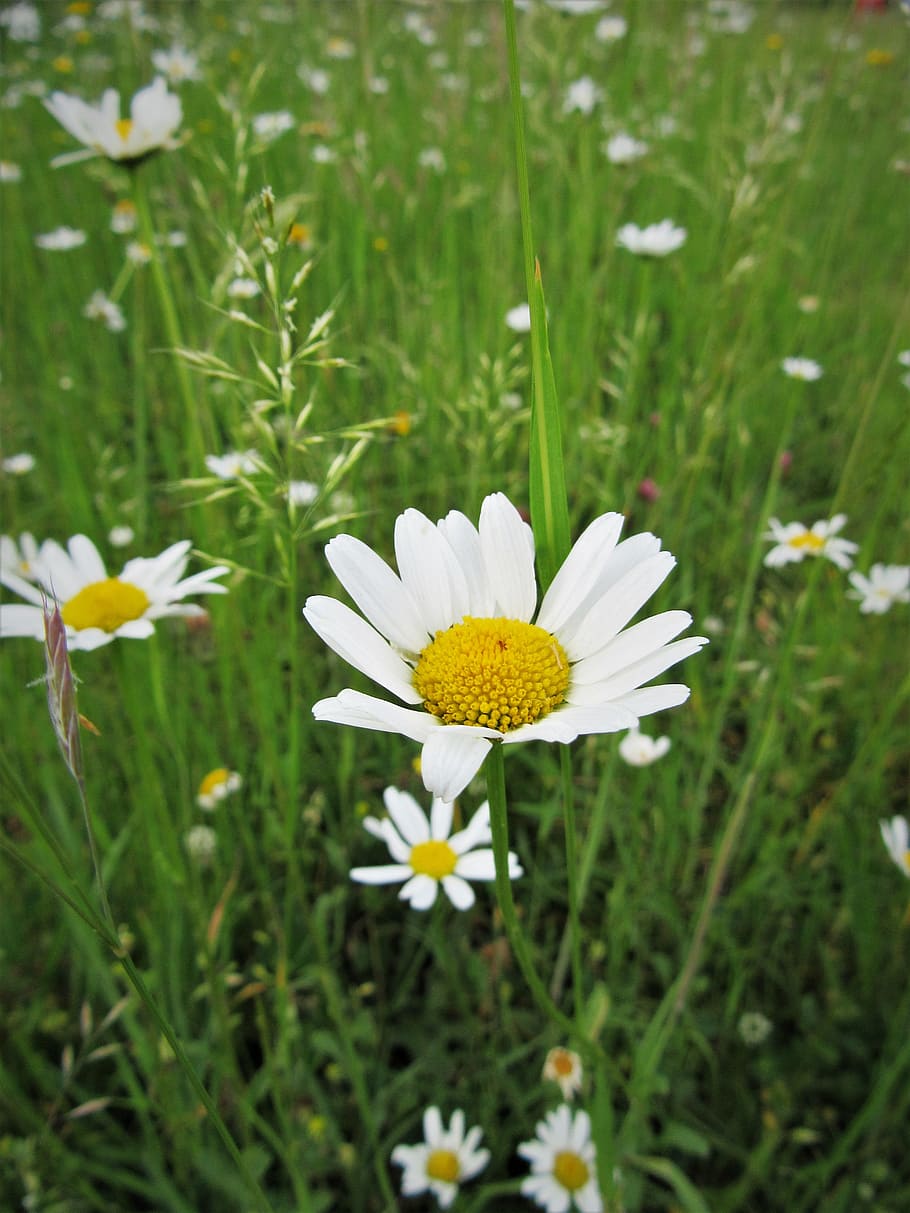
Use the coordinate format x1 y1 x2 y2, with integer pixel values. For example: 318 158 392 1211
0 534 228 651
303 492 707 803
518 1104 603 1213
44 77 182 167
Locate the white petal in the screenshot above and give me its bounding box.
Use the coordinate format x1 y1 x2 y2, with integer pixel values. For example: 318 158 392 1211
324 534 429 654
429 796 454 840
570 610 693 685
0 603 45 638
114 619 156 640
420 730 494 801
350 864 412 885
303 596 422 703
612 683 691 717
66 627 117 651
367 816 412 863
437 510 496 615
560 552 677 661
312 689 438 741
423 1106 444 1145
454 850 498 881
448 801 491 853
35 539 84 600
503 702 638 744
383 787 431 845
536 512 625 635
479 493 537 620
0 568 45 605
575 1180 605 1213
568 636 708 705
394 508 468 633
441 874 476 909
400 873 438 910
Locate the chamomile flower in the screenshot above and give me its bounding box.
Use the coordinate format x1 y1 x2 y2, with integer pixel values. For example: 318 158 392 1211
563 76 602 116
350 787 520 911
615 220 687 256
304 493 707 803
45 77 182 167
848 564 910 614
204 450 262 479
781 357 823 381
543 1047 583 1101
763 514 857 571
618 728 671 766
1 452 36 475
595 14 628 42
196 767 242 810
602 133 648 164
391 1106 490 1208
35 226 86 250
505 303 532 332
83 290 126 332
151 45 201 84
0 534 228 651
518 1105 603 1212
0 160 23 182
880 816 910 878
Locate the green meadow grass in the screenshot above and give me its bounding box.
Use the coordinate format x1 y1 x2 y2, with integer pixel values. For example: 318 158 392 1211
1 2 909 1211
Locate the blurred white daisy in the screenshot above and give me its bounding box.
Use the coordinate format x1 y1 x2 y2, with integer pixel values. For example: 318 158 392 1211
126 240 152 265
505 303 532 332
618 728 671 766
111 199 138 233
304 492 707 803
1 533 42 580
35 226 86 251
595 14 628 42
563 76 602 116
547 1 607 13
0 2 40 42
781 357 823 381
418 147 447 173
350 787 520 911
543 1047 583 1101
391 1106 490 1208
298 64 330 95
763 515 857 571
45 77 182 166
616 220 686 257
602 133 648 164
1 452 36 475
898 350 910 368
0 160 23 182
288 479 319 507
252 110 295 142
0 534 229 651
184 824 217 865
881 815 910 877
83 290 126 332
204 450 262 479
518 1104 603 1212
847 564 910 614
151 45 201 84
227 277 261 300
196 767 243 810
737 1010 772 1046
108 525 135 548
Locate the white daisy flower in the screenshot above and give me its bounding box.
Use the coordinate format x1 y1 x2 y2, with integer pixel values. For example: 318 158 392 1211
1 452 36 475
196 767 243 810
108 525 135 548
0 2 40 43
150 45 201 84
881 816 910 878
618 728 671 766
781 357 823 381
110 199 138 233
288 479 319 507
615 220 687 257
204 450 262 479
35 226 87 251
391 1106 490 1208
303 492 707 803
44 77 182 166
0 160 23 182
226 277 261 300
184 824 217 865
350 787 520 911
1 533 42 581
602 133 648 164
543 1047 583 1101
518 1104 603 1212
897 350 910 368
252 110 295 142
595 14 628 42
0 534 229 651
83 290 126 332
848 564 910 614
505 303 532 332
763 514 857 571
563 76 602 116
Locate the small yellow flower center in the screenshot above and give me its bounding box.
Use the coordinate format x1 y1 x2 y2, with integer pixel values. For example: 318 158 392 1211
426 1149 460 1184
409 839 458 881
553 1150 589 1193
789 532 825 553
552 1050 575 1077
115 118 134 142
413 617 570 732
198 768 231 798
61 578 150 633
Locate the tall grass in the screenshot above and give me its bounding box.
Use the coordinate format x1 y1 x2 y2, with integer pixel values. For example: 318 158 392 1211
1 2 908 1211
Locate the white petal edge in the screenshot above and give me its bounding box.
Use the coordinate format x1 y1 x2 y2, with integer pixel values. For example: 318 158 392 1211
303 596 422 704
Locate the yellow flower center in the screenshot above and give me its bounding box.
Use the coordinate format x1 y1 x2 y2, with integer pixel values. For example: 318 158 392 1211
409 839 458 881
413 617 570 732
61 578 150 633
552 1050 575 1077
789 532 825 553
426 1149 460 1183
115 118 134 142
553 1150 589 1193
198 768 231 798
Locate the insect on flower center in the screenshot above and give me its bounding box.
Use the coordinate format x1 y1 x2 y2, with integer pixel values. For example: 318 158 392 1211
553 1150 589 1192
409 839 458 881
115 118 133 141
426 1148 460 1183
413 617 570 733
61 578 150 633
789 531 825 553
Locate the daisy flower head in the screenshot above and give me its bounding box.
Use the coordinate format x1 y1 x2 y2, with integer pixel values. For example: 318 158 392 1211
83 290 126 332
615 219 687 257
881 816 910 878
196 767 242 810
2 452 36 475
0 534 229 651
618 728 671 766
781 357 823 381
505 302 532 332
763 514 857 571
848 564 910 614
303 493 707 803
151 45 201 85
35 226 87 251
543 1047 583 1101
44 77 182 167
391 1106 490 1208
204 450 262 479
350 787 520 911
602 133 648 165
518 1104 603 1212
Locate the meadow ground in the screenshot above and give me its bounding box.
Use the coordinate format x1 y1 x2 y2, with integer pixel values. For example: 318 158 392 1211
1 1 909 1211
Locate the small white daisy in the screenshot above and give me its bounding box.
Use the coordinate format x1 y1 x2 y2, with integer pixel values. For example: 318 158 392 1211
0 160 23 183
618 728 671 766
391 1106 490 1208
505 303 532 332
83 290 126 332
781 357 823 381
350 787 521 911
518 1104 603 1212
602 133 648 164
196 767 243 810
288 479 319 507
204 450 262 479
45 77 181 166
616 220 687 257
0 534 228 651
108 525 135 548
543 1047 583 1101
1 452 36 475
151 45 201 84
35 226 87 251
111 199 138 233
226 277 261 300
252 110 295 142
304 492 706 803
763 514 857 571
563 76 602 116
881 816 910 878
848 564 910 614
595 14 628 42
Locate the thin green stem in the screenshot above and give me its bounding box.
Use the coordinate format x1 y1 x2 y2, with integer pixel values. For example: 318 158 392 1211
560 746 584 1025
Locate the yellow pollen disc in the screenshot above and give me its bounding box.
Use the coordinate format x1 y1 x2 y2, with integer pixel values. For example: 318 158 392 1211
552 1050 575 1077
789 532 825 552
198 768 230 797
413 617 570 732
409 839 458 881
115 118 133 141
426 1148 460 1183
553 1150 589 1193
61 578 150 633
